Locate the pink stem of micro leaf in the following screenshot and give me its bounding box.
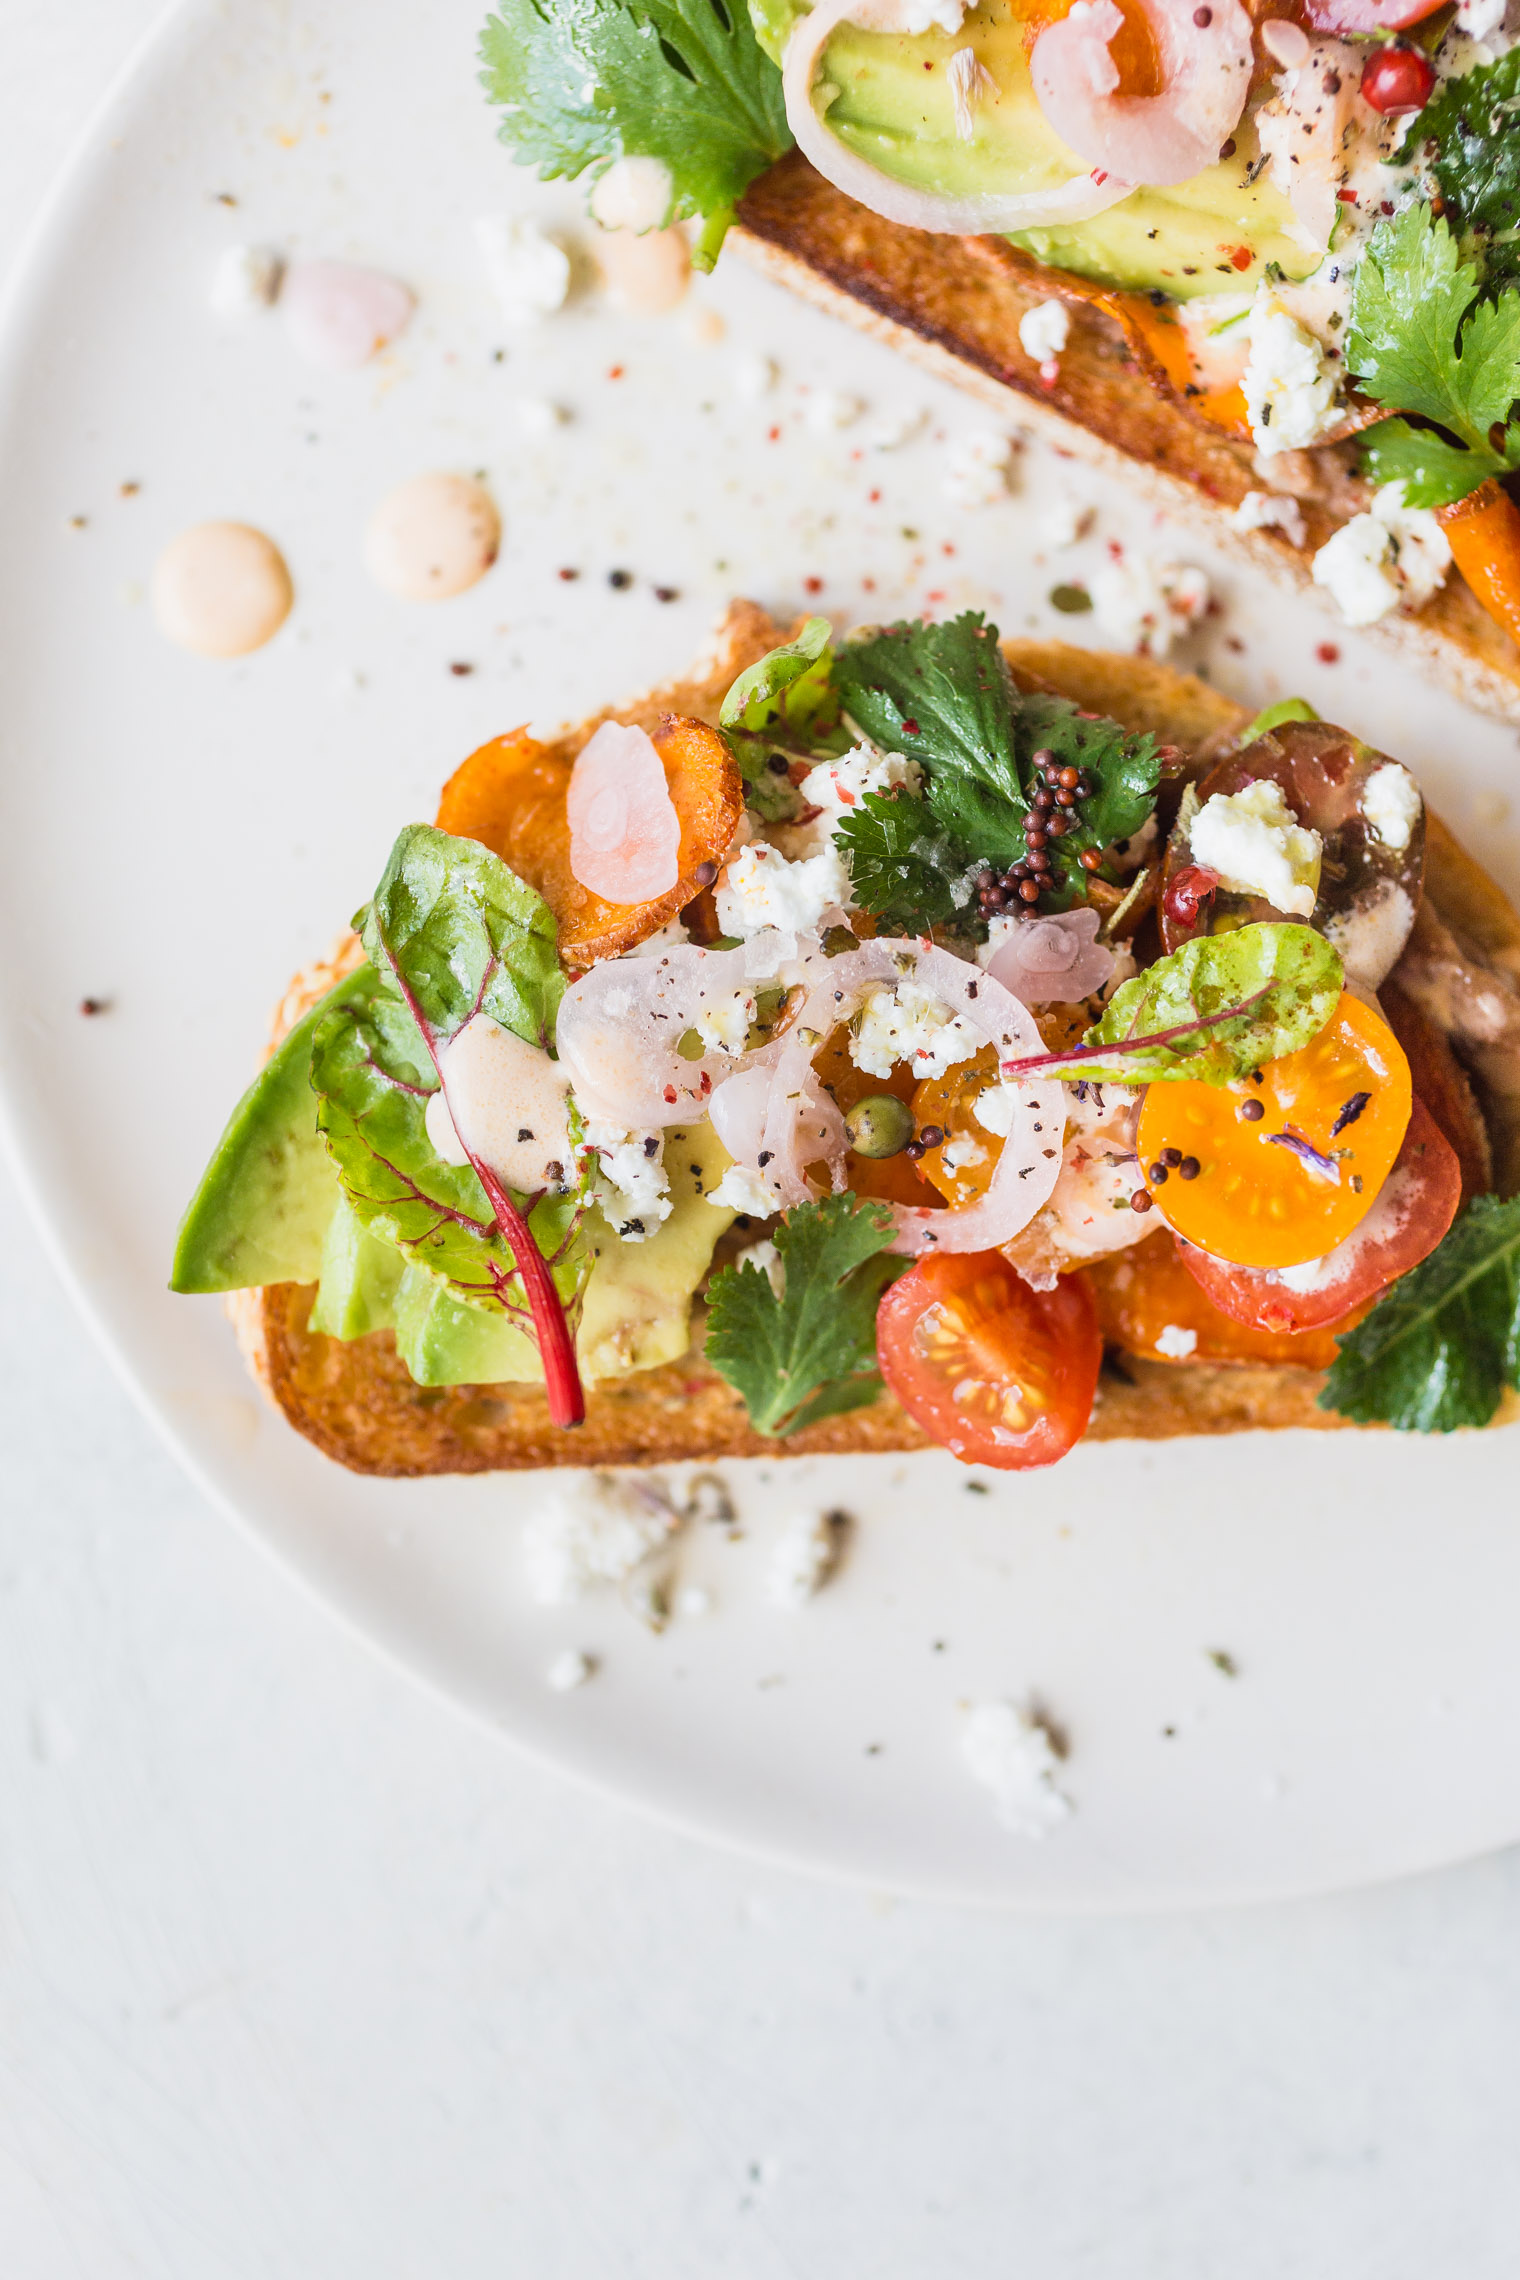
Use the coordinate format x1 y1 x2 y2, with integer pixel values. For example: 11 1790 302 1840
388 952 585 1430
1000 984 1276 1081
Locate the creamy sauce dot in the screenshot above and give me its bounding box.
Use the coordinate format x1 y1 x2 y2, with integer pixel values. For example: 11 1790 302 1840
151 521 293 658
425 1017 573 1192
596 226 691 316
364 473 500 602
281 259 413 370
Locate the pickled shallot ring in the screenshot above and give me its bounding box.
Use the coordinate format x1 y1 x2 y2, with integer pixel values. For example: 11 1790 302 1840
782 0 1135 236
1030 0 1253 189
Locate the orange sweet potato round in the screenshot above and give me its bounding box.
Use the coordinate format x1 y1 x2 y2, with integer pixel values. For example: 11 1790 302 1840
435 712 743 969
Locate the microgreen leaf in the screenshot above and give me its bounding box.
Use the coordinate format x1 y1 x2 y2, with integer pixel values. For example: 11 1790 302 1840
1321 1195 1520 1432
478 0 792 259
704 1192 901 1434
1001 923 1344 1087
832 791 979 935
1401 48 1520 289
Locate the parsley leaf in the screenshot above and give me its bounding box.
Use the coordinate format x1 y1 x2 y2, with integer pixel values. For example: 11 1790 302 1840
833 791 978 934
1347 203 1520 509
478 0 792 260
1403 47 1520 293
705 1193 900 1435
1321 1195 1520 1432
830 614 1160 925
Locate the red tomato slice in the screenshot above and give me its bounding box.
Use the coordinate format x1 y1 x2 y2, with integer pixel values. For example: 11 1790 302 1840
876 1252 1100 1470
1303 0 1445 28
1176 1094 1460 1334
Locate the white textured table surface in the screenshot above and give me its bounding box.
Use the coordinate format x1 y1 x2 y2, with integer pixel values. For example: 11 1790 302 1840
6 7 1520 2274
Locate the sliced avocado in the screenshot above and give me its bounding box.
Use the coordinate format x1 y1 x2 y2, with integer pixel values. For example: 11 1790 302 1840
170 963 379 1294
817 2 1319 301
307 1194 407 1339
393 1265 539 1385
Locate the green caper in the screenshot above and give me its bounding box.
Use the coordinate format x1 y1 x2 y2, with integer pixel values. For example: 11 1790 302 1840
844 1094 914 1159
676 1028 706 1061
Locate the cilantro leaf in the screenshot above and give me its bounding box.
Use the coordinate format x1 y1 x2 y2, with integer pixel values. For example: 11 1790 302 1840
1321 1195 1520 1432
705 1193 900 1435
1403 47 1520 279
1347 204 1520 509
479 0 792 258
832 790 978 934
834 613 1024 811
1002 923 1344 1088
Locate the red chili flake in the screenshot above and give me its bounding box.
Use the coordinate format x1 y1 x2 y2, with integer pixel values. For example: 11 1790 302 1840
902 718 921 735
868 488 881 504
557 567 580 582
1337 188 1359 206
803 575 824 594
767 424 781 443
1230 246 1252 271
607 364 625 380
942 542 956 557
78 997 108 1017
663 1084 678 1104
1316 642 1340 665
448 661 474 676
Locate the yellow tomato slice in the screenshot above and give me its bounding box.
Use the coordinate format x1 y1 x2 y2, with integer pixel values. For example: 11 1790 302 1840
1136 992 1411 1270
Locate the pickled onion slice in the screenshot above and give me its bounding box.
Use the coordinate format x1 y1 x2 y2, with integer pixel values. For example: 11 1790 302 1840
567 721 681 904
982 908 1115 1006
782 0 1135 235
1030 0 1253 189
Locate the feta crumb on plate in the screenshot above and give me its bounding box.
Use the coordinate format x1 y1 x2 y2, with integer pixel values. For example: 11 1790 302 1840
546 1649 595 1692
1189 778 1322 917
960 1701 1073 1838
806 389 864 432
522 1475 676 1604
1090 556 1209 658
1038 493 1094 548
1018 297 1070 369
1311 480 1451 627
942 429 1014 509
1232 489 1307 549
511 397 569 436
864 405 926 451
210 243 283 318
769 1510 847 1607
475 214 571 323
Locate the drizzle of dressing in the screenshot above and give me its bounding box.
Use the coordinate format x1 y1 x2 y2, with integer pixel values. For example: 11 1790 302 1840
596 226 691 315
281 259 414 369
364 474 501 601
424 1017 574 1193
150 521 293 657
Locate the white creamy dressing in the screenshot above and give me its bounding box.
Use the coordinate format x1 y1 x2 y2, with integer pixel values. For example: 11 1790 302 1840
424 1016 575 1193
150 521 293 658
596 226 691 315
364 473 501 602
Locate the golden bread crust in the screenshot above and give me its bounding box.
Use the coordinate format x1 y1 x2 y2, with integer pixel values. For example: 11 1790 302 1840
229 604 1520 1473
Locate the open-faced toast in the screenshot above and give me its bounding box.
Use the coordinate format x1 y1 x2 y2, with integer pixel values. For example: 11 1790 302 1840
219 603 1520 1475
731 157 1520 728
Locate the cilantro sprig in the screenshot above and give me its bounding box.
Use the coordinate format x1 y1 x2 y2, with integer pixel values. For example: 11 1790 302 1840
705 1194 901 1435
830 613 1159 928
1321 1195 1520 1432
1350 203 1520 510
479 0 792 264
1403 47 1520 303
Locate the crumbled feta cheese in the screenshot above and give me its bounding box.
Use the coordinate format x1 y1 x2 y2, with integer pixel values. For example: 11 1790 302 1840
1242 291 1340 457
1019 297 1070 368
546 1648 595 1691
522 1475 676 1603
733 351 779 401
947 44 998 138
807 389 864 432
210 243 283 318
792 741 922 849
511 397 569 436
1189 779 1323 917
1458 0 1507 33
1363 762 1422 852
1155 1323 1198 1360
589 155 673 234
942 429 1014 508
694 987 757 1056
960 1701 1072 1837
715 839 853 937
1312 481 1450 626
475 215 571 323
864 404 927 451
769 1509 846 1606
676 1585 712 1618
708 1162 777 1217
586 1122 673 1241
1039 493 1094 548
940 1133 988 1175
734 1237 785 1297
1091 555 1210 657
972 1081 1018 1137
851 981 981 1080
1232 488 1307 549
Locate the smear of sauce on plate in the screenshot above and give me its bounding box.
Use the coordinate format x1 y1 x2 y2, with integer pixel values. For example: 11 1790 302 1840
151 522 293 657
596 227 691 315
364 473 501 601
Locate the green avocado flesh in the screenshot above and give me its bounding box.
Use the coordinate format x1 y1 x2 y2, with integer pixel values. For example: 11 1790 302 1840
173 970 737 1389
818 2 1320 302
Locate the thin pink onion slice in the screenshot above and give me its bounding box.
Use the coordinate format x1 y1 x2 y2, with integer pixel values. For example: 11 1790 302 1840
1030 0 1253 188
782 0 1135 236
983 907 1115 1006
281 260 414 370
567 721 681 904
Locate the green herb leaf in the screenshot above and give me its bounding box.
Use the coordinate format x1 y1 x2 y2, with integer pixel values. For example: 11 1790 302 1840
721 614 836 735
1013 692 1160 905
1347 203 1520 509
361 823 563 1053
832 790 978 934
1238 696 1318 743
834 612 1024 810
1003 923 1344 1087
1321 1194 1520 1432
1403 48 1520 284
705 1192 900 1434
478 0 792 257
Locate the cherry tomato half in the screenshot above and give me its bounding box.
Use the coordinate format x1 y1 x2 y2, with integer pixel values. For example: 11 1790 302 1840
1176 1093 1460 1333
1137 992 1412 1270
876 1252 1100 1470
1085 1229 1355 1370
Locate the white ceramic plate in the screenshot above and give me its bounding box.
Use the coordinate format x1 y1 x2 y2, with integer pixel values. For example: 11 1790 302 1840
3 0 1519 1909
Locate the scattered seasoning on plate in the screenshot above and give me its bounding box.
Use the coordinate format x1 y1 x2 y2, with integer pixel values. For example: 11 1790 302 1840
448 661 475 676
1205 1648 1239 1676
653 585 680 603
608 568 633 590
78 996 110 1017
1050 583 1093 615
1317 642 1341 664
557 566 580 581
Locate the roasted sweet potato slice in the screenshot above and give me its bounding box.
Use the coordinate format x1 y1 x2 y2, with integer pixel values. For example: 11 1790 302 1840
435 712 743 968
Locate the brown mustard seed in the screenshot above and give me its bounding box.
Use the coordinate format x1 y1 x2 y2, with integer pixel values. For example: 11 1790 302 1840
1148 1161 1169 1184
1238 1097 1265 1122
1017 879 1041 903
1161 1146 1182 1168
1131 1189 1154 1213
1177 1155 1201 1180
1079 848 1103 872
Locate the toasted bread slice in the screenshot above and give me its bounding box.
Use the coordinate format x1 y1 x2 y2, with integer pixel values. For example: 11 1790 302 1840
229 605 1520 1475
731 156 1520 728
